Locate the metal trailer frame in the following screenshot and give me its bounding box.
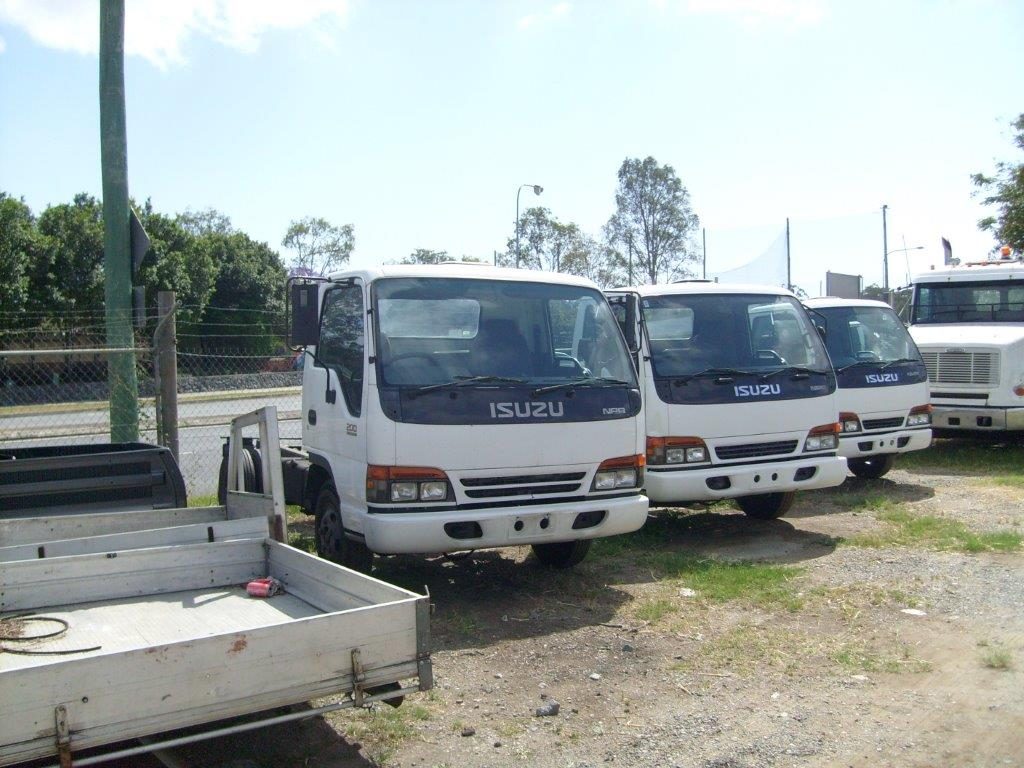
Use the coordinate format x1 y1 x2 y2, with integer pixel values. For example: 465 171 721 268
0 408 432 767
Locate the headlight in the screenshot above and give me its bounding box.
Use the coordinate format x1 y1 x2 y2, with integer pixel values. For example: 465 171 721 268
591 455 644 491
367 465 452 504
803 423 840 452
646 436 710 465
907 404 932 426
839 412 862 433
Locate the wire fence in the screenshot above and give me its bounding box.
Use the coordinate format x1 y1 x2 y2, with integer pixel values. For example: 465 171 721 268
0 305 302 500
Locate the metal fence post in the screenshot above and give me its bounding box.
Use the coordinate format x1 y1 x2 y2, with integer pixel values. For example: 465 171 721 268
156 291 179 461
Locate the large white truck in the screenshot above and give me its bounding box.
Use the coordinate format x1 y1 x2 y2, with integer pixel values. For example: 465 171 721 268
606 282 847 519
908 252 1024 433
805 297 932 478
267 264 649 570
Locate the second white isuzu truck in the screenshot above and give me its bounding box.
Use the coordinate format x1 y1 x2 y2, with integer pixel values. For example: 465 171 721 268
607 282 847 519
805 297 932 478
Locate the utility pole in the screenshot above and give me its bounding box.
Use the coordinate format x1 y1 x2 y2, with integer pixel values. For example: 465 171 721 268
702 228 707 280
785 217 791 292
100 0 140 442
881 204 889 291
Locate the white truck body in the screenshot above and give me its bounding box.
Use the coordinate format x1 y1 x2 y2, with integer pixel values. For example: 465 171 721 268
908 257 1024 432
805 297 932 478
607 283 846 519
0 409 431 767
287 264 648 568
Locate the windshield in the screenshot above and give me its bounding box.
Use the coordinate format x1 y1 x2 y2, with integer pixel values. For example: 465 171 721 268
912 280 1024 324
374 277 637 388
642 293 830 377
813 305 921 368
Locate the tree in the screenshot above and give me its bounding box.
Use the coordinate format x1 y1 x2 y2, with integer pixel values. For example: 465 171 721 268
402 249 449 265
604 156 701 284
30 193 106 331
0 193 39 324
499 208 610 280
973 113 1024 254
178 207 233 237
282 217 354 276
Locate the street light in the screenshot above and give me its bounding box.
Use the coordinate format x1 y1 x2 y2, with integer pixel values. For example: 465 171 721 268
515 184 543 268
884 245 924 290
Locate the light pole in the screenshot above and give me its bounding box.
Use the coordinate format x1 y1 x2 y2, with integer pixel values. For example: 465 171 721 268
515 184 543 268
885 245 924 289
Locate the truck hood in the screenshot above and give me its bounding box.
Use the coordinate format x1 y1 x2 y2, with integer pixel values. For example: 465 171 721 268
910 324 1024 348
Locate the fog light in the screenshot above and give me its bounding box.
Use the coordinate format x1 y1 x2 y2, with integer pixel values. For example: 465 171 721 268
706 476 731 491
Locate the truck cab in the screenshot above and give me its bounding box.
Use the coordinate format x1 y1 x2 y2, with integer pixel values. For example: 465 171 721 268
805 297 932 478
606 282 847 520
908 255 1024 432
287 264 649 570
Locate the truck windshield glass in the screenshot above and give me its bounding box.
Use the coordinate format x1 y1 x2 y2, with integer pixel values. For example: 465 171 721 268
912 280 1024 324
375 278 637 387
642 293 829 377
814 305 921 369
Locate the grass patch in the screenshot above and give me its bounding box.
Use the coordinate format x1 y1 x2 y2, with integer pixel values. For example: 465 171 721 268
978 640 1014 670
900 439 1024 482
633 598 676 623
808 584 923 621
672 623 811 676
831 640 932 674
652 552 804 610
846 508 1022 553
333 704 431 764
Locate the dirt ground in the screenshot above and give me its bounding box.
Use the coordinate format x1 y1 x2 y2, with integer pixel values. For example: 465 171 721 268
169 448 1023 768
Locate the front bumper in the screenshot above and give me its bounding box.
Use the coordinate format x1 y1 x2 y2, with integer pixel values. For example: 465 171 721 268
838 427 932 458
931 405 1024 431
644 455 847 505
362 493 649 554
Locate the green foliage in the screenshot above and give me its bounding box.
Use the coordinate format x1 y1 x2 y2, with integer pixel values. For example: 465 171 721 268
501 206 610 283
30 194 106 329
846 507 1021 553
0 192 38 323
281 216 354 275
972 113 1024 253
605 156 701 285
402 248 450 264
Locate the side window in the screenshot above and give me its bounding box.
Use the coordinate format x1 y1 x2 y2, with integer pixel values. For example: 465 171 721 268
318 284 364 416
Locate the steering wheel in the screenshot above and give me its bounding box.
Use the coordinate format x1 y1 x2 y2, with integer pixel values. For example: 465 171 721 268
755 349 787 365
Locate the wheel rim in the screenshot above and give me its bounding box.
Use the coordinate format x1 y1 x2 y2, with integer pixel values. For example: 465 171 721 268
317 501 343 559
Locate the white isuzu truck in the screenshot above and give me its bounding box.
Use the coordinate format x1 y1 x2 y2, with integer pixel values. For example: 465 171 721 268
908 252 1024 433
805 297 932 478
606 282 847 520
266 264 649 570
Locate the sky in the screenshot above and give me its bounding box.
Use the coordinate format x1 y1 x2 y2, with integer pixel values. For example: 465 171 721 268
1 0 1021 296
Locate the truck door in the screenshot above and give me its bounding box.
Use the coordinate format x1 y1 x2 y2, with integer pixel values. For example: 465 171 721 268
305 280 368 518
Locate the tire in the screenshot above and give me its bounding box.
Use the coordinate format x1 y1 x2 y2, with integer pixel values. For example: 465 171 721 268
848 454 896 480
217 445 263 505
314 483 374 573
531 539 592 569
737 491 795 520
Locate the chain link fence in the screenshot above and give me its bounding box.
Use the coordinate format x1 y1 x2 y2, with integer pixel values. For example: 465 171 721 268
0 304 302 501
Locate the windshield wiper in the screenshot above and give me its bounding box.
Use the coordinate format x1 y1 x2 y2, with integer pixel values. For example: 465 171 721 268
530 377 630 397
836 360 880 373
759 366 828 380
411 375 526 397
879 358 921 370
672 368 758 386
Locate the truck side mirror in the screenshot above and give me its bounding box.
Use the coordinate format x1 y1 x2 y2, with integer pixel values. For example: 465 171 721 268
289 281 321 347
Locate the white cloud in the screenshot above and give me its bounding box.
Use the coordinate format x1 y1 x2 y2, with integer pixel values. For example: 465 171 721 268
0 32 5 53
0 0 349 69
683 0 825 27
517 2 572 31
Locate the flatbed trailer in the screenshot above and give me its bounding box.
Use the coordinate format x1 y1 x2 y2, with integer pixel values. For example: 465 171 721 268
0 408 432 767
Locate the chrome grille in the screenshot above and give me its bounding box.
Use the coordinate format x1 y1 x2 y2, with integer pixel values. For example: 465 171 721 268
460 472 585 499
862 417 904 430
920 351 999 385
715 440 798 461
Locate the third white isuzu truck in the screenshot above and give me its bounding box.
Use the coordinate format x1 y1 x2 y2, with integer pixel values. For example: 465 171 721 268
607 282 847 520
805 297 932 478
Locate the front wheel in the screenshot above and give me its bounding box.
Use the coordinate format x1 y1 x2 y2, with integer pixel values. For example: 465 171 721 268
737 491 795 520
531 539 592 568
848 454 895 479
314 483 374 573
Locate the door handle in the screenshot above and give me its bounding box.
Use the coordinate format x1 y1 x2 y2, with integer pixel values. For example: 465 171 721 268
308 409 317 425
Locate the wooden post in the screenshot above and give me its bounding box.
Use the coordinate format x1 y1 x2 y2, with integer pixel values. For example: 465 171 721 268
156 291 179 461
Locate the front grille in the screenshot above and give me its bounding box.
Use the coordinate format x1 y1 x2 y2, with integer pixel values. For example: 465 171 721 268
715 440 798 461
862 417 904 430
460 471 585 499
921 351 999 385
